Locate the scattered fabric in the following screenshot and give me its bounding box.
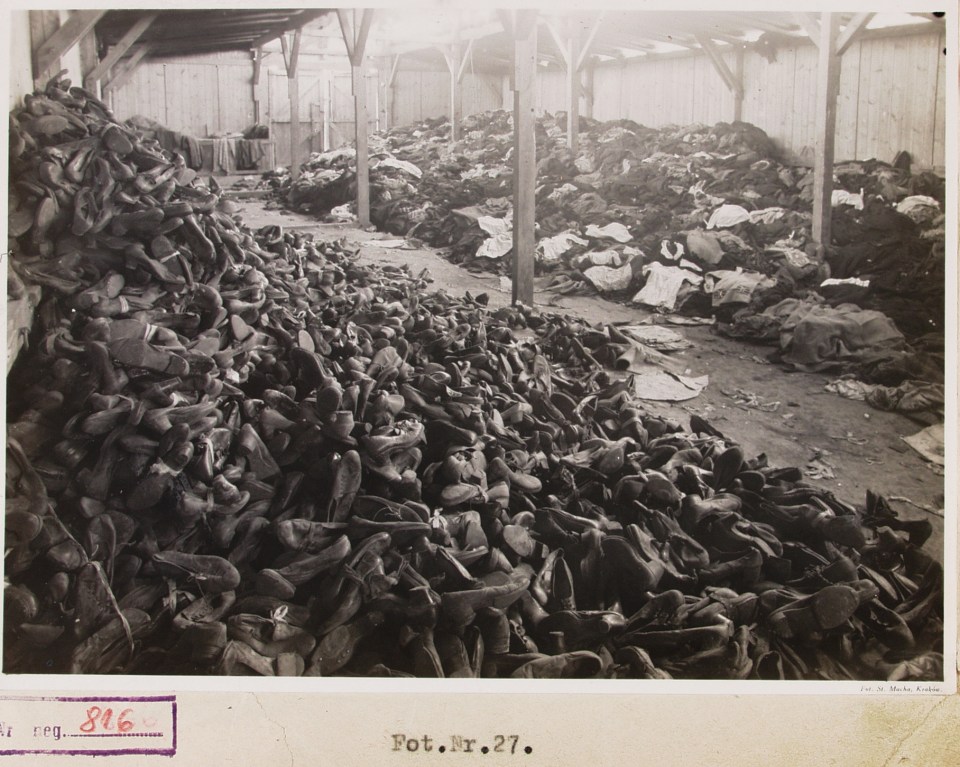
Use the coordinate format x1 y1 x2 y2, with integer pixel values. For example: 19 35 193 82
902 423 945 466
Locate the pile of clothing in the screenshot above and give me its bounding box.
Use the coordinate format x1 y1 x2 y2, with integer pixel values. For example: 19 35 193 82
270 111 944 404
5 78 944 681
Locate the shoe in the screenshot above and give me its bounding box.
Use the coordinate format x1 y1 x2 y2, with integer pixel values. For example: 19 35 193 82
306 612 386 676
510 651 603 679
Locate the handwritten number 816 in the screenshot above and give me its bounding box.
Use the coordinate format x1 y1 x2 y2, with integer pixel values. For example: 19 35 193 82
79 707 135 733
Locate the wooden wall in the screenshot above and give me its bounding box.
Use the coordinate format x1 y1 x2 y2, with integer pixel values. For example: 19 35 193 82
389 70 505 126
105 26 944 170
8 11 34 109
110 51 256 137
534 27 945 169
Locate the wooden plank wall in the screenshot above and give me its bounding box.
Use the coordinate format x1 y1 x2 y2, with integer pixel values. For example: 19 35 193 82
110 51 255 137
532 27 945 168
390 70 505 126
104 27 944 169
9 11 35 109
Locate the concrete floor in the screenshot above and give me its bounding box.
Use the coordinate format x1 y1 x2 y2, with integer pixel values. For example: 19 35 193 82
229 192 947 562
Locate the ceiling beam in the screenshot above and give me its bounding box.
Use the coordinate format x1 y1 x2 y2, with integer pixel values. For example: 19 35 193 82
102 43 154 94
721 13 800 34
457 38 475 83
337 9 355 59
251 10 328 49
542 18 571 68
695 34 742 100
577 12 608 71
836 12 874 56
280 28 302 78
34 10 105 83
84 13 157 89
794 12 822 47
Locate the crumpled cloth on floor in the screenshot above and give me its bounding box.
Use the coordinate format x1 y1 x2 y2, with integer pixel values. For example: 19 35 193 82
704 268 777 307
632 262 703 311
902 423 944 466
765 298 906 371
825 379 945 413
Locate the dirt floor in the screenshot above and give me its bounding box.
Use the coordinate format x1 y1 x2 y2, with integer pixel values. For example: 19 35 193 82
230 191 946 561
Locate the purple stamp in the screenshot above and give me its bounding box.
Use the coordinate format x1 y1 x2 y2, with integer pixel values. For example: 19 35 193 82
0 695 176 756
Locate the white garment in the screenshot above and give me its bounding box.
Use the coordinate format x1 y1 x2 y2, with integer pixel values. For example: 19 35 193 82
632 262 703 311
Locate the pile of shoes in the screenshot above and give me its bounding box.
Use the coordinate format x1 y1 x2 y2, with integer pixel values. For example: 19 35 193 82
6 78 943 679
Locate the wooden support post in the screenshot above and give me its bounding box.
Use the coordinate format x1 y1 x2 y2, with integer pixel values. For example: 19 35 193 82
339 8 374 226
583 60 595 118
811 13 842 253
252 48 263 124
281 28 303 179
733 45 744 122
387 54 401 130
102 43 153 95
442 44 463 142
353 59 370 226
511 14 538 307
33 10 105 87
324 76 332 151
565 19 581 154
78 26 99 95
84 13 157 91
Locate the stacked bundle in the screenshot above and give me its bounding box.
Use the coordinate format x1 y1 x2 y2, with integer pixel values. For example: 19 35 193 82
6 79 943 680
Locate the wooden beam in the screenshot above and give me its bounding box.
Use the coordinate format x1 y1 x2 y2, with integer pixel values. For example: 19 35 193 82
836 12 874 56
442 44 463 142
34 10 105 85
85 13 157 90
250 10 329 49
337 9 355 60
457 38 474 83
733 44 744 123
252 48 263 123
252 47 263 85
353 9 373 63
794 12 821 47
695 34 743 101
285 29 303 180
583 59 595 118
324 76 332 152
566 18 580 154
512 17 537 307
78 25 100 95
289 28 302 79
811 12 842 253
543 19 571 68
720 13 800 34
353 60 370 226
102 43 154 95
576 12 606 72
388 53 401 88
377 57 389 131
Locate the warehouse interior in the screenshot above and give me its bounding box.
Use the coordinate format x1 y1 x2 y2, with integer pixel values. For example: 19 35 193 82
4 7 952 681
